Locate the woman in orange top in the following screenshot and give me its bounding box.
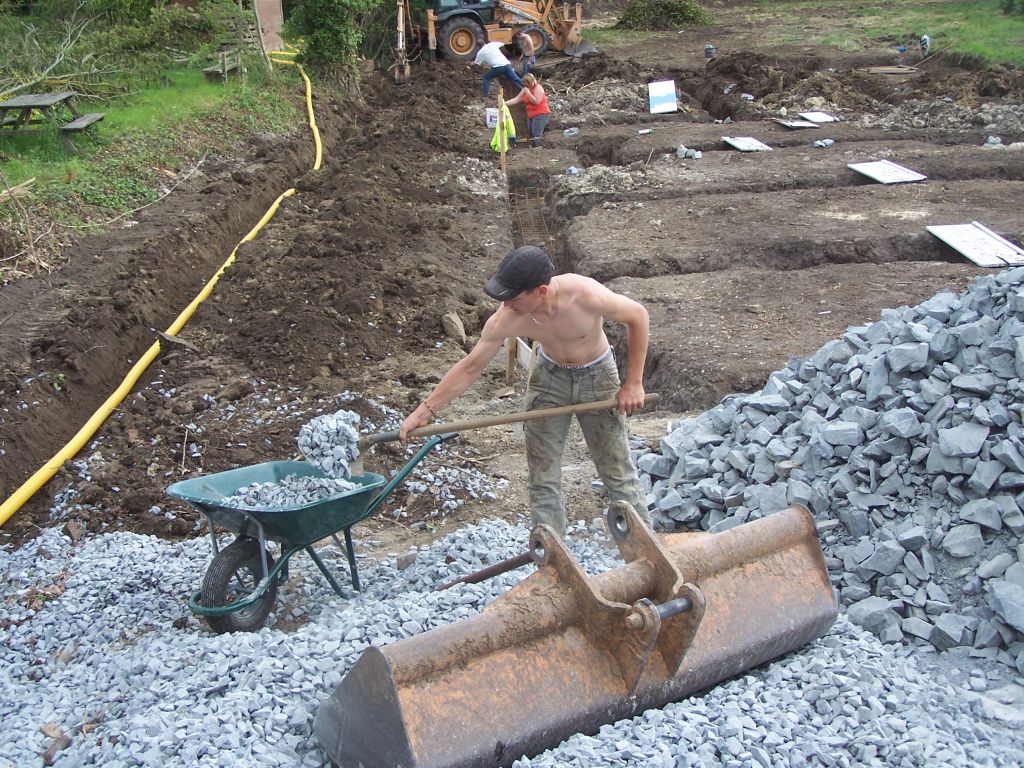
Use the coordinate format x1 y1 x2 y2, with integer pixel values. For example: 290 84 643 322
505 73 551 148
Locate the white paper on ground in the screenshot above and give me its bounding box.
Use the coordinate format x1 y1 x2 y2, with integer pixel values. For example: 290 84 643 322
722 136 773 152
926 221 1024 267
848 159 927 184
648 80 678 114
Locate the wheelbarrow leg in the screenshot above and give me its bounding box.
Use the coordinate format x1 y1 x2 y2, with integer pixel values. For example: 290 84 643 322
306 545 351 598
337 528 361 592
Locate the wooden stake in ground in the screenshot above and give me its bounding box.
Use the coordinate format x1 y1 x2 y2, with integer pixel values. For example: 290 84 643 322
498 86 507 173
505 336 517 385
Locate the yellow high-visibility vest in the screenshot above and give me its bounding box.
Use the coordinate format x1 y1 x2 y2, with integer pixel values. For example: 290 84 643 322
490 104 516 152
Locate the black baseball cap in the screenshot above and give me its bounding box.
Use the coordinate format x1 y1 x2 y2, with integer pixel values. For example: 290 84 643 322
483 246 555 301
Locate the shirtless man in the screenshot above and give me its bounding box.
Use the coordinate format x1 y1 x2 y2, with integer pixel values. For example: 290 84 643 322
513 31 536 77
399 245 652 537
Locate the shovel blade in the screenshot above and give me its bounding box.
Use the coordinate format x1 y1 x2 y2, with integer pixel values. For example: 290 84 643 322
316 506 836 768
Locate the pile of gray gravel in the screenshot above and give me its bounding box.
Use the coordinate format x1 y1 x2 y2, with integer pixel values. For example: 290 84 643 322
2 514 1023 767
636 267 1024 678
219 410 364 510
855 99 1024 139
297 410 361 479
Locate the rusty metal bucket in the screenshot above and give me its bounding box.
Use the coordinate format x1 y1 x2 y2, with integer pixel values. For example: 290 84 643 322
315 503 837 768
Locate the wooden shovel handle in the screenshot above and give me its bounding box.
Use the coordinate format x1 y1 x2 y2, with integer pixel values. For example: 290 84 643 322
360 393 659 448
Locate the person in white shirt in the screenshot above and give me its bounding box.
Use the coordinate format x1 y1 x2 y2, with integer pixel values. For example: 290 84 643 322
475 40 524 97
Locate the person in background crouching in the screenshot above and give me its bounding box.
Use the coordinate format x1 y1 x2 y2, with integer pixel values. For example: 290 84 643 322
475 40 524 97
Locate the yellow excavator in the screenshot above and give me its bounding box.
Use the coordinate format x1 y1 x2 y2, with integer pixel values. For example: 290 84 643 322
393 0 597 82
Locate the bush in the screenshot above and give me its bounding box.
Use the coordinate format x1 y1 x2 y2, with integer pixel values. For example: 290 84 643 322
616 0 713 30
998 0 1023 14
93 4 214 53
285 0 384 75
83 0 153 24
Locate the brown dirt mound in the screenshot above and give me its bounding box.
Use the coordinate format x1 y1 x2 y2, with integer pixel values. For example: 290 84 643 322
549 52 657 89
0 65 498 545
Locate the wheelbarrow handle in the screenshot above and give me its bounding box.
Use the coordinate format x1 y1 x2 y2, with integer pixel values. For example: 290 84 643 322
360 394 659 449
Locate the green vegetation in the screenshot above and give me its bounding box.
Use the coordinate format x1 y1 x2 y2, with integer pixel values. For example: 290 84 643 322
590 0 1024 65
285 0 388 75
616 0 713 31
1 65 299 196
0 1 253 101
750 0 1024 65
0 1 305 281
0 65 300 281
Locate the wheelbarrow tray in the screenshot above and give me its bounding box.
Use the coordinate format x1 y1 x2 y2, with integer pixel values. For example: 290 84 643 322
166 435 457 632
166 461 386 546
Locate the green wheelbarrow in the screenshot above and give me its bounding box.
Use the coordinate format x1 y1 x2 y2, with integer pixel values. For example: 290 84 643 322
166 433 457 633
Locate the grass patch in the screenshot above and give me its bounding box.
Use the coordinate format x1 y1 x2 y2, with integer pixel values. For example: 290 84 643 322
0 62 304 281
752 0 1024 64
583 28 676 47
587 0 1024 63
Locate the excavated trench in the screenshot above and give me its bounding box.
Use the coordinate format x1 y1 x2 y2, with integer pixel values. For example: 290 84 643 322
504 98 1020 413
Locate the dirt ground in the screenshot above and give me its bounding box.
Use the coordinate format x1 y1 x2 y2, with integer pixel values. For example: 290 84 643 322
1 1 1023 567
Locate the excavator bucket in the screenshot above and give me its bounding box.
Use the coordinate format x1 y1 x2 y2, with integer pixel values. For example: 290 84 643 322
558 7 597 57
316 502 837 768
563 34 597 57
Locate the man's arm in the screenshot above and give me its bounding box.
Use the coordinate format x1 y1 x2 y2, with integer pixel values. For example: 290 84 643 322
399 311 511 441
580 280 650 414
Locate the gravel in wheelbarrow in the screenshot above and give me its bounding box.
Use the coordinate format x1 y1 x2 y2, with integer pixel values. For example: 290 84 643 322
166 433 456 633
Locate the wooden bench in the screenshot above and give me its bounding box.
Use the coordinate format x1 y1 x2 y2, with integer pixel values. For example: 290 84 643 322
203 54 244 83
60 112 105 153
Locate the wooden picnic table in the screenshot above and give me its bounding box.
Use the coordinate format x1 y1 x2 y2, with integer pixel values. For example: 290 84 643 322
0 91 80 131
0 91 105 153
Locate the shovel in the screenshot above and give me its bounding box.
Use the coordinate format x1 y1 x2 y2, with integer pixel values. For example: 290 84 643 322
359 393 659 450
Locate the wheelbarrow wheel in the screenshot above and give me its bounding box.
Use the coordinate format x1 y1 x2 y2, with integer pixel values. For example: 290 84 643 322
201 537 278 634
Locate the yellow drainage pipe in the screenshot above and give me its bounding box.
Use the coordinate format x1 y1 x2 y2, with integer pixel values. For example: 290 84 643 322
269 58 322 171
2 55 322 526
0 189 296 527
